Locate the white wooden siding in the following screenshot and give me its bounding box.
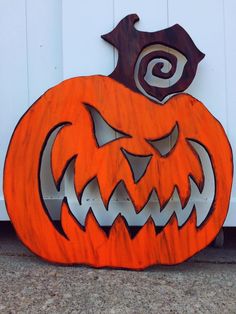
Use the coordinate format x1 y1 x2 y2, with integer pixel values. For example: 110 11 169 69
0 0 235 225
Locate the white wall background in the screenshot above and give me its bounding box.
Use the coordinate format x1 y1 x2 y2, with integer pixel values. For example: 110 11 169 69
0 0 235 225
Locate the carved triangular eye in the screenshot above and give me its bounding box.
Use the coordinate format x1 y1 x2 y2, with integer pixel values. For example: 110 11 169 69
85 104 130 147
146 123 179 157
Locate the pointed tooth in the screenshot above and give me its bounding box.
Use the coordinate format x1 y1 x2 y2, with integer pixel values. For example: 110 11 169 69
179 195 190 210
146 189 160 225
158 188 175 212
66 178 90 227
140 190 157 225
149 189 159 202
74 176 94 205
84 208 99 226
175 179 192 209
107 182 131 225
148 191 163 227
111 181 129 202
146 216 156 230
135 217 156 242
189 176 201 196
188 177 212 227
122 182 153 214
121 183 152 226
97 177 120 210
173 187 194 227
84 209 108 241
111 182 136 218
189 175 202 195
155 187 191 227
155 193 175 227
94 201 116 227
81 177 100 204
64 169 90 227
60 199 85 240
68 177 110 228
109 214 131 239
195 176 204 194
84 179 115 226
133 202 145 214
115 205 137 227
108 182 141 227
107 193 120 225
107 186 117 205
132 205 149 227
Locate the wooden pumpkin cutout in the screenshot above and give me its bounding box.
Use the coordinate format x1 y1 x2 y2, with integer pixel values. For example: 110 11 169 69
3 15 233 269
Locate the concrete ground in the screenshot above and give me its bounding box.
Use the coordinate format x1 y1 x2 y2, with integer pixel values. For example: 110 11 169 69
0 224 236 313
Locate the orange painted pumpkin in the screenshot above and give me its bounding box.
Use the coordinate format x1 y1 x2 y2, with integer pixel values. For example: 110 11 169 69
3 75 233 268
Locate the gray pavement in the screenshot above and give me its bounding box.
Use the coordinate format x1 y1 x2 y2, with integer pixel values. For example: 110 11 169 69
0 225 236 313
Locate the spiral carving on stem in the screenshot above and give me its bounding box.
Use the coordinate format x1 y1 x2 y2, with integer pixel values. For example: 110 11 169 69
102 14 205 102
139 51 177 81
135 45 188 102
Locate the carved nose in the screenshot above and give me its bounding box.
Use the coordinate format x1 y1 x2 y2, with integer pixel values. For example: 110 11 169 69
121 148 152 183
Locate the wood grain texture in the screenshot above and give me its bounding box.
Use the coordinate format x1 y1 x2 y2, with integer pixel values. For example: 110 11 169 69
102 14 205 101
3 75 233 269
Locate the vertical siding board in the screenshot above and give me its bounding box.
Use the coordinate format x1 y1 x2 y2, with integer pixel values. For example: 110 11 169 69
168 0 227 127
222 0 236 225
26 0 63 104
61 0 114 79
0 0 28 219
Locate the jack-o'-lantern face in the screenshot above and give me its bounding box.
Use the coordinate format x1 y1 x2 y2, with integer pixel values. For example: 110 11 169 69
51 87 204 227
4 76 233 268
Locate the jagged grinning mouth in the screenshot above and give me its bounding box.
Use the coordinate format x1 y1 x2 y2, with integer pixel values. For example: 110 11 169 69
65 140 215 228
40 126 216 233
